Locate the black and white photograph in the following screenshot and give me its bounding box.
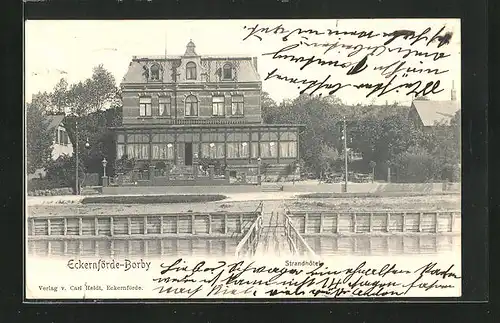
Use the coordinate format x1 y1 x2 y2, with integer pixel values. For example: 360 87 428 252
25 19 462 299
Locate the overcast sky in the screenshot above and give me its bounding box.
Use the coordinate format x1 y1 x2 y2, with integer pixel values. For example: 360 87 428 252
25 19 460 106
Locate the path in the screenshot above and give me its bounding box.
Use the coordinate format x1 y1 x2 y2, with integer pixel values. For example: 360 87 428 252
254 202 293 257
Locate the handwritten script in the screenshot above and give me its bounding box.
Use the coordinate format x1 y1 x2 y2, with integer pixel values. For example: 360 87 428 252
243 22 457 98
152 258 460 298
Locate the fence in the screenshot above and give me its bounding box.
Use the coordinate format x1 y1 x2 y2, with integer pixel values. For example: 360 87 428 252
287 210 461 235
28 212 260 239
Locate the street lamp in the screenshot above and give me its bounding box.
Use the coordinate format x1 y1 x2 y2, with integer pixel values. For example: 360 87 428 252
74 117 89 195
257 157 262 185
102 158 108 177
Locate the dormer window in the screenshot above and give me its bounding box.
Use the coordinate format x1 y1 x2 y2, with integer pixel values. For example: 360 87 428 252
186 62 197 80
150 64 160 81
223 63 233 80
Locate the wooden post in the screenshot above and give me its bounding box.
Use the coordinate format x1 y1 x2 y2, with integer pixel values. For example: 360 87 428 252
402 213 407 232
320 213 324 233
304 213 308 234
63 218 67 236
435 212 439 233
160 240 164 256
94 217 99 236
418 212 423 232
386 213 391 232
144 215 148 235
224 214 228 234
47 219 51 236
335 213 339 233
110 217 114 237
79 217 83 236
239 214 243 233
191 214 195 234
450 212 455 232
160 216 164 235
208 214 212 234
110 240 114 257
353 213 357 233
144 240 148 257
369 213 373 232
63 240 68 255
128 217 132 235
95 241 99 257
47 241 51 256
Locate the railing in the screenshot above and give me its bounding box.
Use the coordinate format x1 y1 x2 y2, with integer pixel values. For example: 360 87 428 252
234 216 263 258
283 212 316 257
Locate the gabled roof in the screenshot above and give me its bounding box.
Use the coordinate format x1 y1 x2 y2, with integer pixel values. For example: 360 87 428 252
45 115 65 130
411 100 460 126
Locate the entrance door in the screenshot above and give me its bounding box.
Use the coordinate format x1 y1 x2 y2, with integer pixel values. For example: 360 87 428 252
184 143 193 166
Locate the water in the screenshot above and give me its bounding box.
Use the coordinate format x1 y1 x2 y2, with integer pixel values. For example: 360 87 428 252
305 234 461 256
27 234 460 258
27 238 240 258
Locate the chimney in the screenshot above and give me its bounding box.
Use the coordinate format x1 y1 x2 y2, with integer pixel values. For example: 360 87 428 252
451 80 457 101
252 57 258 72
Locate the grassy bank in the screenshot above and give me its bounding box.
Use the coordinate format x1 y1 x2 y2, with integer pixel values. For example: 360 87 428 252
81 194 227 204
298 192 460 199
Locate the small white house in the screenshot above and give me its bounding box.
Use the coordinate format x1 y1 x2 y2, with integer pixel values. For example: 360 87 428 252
47 114 73 160
28 115 73 180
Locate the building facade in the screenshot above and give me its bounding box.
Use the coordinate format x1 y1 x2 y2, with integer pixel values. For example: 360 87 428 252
112 41 302 177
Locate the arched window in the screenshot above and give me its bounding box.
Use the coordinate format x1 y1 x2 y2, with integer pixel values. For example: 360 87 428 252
186 62 197 80
150 64 160 81
223 63 233 80
185 95 198 116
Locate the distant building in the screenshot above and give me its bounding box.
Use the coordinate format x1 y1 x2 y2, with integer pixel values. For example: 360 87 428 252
112 40 302 176
28 114 72 180
46 114 73 160
408 83 460 131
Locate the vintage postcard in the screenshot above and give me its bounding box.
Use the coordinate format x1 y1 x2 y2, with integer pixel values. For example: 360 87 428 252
25 19 461 300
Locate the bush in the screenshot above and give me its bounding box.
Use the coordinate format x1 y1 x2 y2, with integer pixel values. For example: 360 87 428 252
81 194 227 204
27 178 66 191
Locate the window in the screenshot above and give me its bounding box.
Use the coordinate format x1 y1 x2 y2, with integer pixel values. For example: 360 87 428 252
227 133 249 158
125 134 150 160
186 62 197 80
223 63 233 80
279 142 297 158
212 96 225 116
159 97 171 117
139 97 152 117
231 95 244 115
150 64 160 81
279 131 298 158
117 144 125 159
152 143 174 160
251 142 259 158
201 143 225 159
260 142 278 158
185 95 198 116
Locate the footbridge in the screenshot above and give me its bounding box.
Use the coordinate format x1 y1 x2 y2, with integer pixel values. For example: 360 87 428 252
234 201 316 258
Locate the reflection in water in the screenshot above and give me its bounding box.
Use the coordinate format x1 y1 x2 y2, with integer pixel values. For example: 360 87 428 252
27 238 240 258
305 235 461 256
28 234 460 258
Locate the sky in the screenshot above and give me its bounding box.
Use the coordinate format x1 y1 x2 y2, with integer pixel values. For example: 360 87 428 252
25 19 461 106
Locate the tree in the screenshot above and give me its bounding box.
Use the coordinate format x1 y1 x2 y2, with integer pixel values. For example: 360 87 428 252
30 92 53 114
26 103 53 174
51 78 70 114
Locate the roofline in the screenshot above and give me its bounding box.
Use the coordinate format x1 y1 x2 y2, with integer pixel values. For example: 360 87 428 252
109 124 306 130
